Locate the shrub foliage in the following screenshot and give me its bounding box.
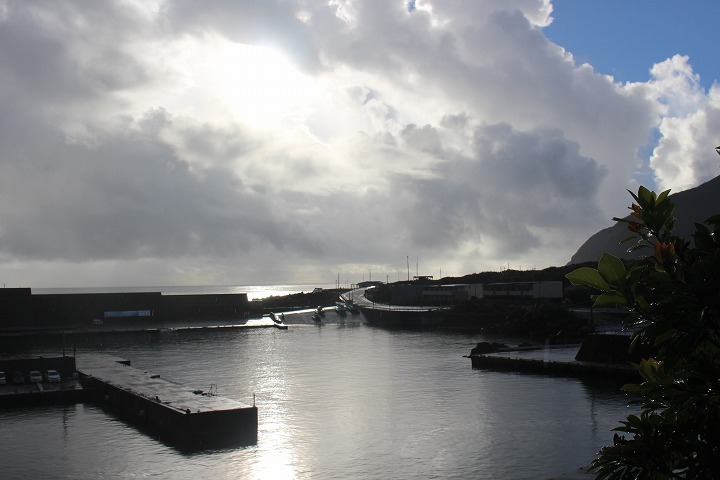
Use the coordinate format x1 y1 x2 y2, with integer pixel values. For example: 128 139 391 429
566 186 720 479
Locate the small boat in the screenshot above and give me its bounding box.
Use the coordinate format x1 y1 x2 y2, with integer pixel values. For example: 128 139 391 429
335 302 347 314
344 300 360 314
270 312 288 329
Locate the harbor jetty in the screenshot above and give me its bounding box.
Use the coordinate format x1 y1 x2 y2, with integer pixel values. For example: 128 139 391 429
0 287 346 337
0 354 258 451
78 353 258 450
468 334 642 383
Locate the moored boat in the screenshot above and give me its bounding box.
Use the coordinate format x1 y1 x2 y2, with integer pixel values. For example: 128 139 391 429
271 312 288 329
335 301 347 314
344 300 360 314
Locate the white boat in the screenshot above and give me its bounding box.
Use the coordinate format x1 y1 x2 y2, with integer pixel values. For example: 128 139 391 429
335 302 347 314
262 312 288 329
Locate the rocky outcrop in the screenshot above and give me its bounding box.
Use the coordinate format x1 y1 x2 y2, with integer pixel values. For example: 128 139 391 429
469 341 508 356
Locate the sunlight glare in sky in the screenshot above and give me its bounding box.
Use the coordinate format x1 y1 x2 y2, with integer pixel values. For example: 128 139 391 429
203 40 318 128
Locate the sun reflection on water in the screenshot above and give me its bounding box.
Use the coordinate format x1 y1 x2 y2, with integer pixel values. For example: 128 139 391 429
247 352 305 480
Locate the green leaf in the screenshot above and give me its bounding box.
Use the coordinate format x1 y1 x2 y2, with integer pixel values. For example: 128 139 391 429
637 358 660 381
565 267 611 291
693 224 715 250
637 185 654 207
598 253 626 285
622 383 639 394
593 292 627 308
628 189 640 204
656 189 671 204
626 242 648 253
653 329 675 349
705 213 720 225
634 295 649 310
618 235 637 244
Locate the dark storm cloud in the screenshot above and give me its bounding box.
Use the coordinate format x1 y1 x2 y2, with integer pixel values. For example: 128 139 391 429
0 1 154 103
392 122 606 257
0 108 319 263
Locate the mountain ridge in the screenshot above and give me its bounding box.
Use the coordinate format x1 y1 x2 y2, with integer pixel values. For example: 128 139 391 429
568 175 720 264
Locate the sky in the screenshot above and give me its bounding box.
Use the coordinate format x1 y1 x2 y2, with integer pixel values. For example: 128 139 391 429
1 0 719 289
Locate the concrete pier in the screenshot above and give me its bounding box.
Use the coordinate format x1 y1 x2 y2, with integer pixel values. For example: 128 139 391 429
78 354 258 450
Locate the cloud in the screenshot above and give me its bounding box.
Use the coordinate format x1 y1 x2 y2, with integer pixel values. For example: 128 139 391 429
392 122 607 265
0 0 716 287
166 0 323 73
645 56 720 191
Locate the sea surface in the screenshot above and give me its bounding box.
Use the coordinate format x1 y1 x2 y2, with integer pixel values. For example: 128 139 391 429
0 305 632 479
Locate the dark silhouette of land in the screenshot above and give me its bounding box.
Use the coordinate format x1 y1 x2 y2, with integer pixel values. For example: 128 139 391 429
570 175 720 264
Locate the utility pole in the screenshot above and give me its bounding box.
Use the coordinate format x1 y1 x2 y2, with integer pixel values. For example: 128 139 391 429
407 256 410 281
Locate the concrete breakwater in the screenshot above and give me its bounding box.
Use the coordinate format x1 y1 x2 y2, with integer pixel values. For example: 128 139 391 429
469 350 639 383
358 304 449 328
468 334 642 383
0 288 251 333
0 287 345 336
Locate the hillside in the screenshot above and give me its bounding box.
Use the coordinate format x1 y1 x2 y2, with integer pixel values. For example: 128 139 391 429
443 263 593 285
569 175 720 264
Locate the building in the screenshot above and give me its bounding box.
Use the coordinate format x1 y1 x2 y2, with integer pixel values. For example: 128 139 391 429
480 281 563 299
384 280 563 306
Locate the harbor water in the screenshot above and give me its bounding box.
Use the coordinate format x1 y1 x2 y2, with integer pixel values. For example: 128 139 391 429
0 319 631 479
